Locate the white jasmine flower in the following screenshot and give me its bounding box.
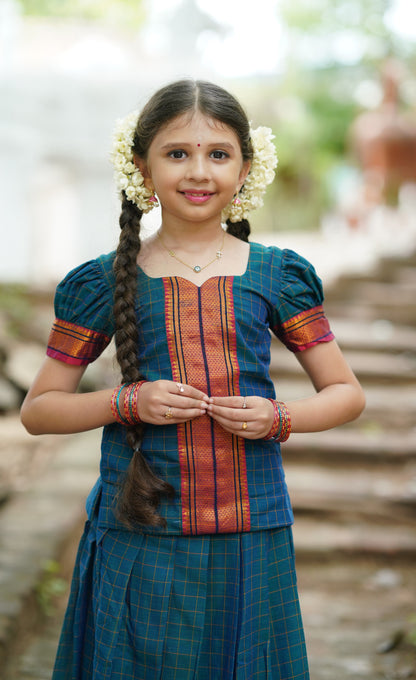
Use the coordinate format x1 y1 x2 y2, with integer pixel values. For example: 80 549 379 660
222 125 278 223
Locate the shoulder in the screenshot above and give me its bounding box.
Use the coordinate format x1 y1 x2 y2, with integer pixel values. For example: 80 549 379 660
53 252 116 333
248 241 317 284
249 241 321 282
248 241 284 272
57 252 116 292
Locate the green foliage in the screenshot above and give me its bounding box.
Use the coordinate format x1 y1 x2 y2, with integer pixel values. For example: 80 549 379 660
0 284 32 337
243 0 416 231
408 615 416 647
36 560 68 617
242 66 361 231
19 0 145 27
280 0 392 39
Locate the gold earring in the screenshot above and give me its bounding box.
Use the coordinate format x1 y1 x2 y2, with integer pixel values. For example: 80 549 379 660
147 191 159 207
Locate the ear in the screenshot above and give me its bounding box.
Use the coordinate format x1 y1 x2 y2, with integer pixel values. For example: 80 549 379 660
237 160 251 192
133 154 154 191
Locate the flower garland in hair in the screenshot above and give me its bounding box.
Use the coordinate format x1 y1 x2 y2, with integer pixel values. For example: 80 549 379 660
222 125 278 223
110 109 156 213
110 111 278 219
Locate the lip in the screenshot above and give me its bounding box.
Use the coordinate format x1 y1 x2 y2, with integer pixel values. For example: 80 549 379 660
181 190 215 204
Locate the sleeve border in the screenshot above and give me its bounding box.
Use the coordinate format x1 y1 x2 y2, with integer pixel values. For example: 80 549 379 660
46 318 111 365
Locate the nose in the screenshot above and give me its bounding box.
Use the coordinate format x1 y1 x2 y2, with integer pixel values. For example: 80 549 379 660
185 153 210 182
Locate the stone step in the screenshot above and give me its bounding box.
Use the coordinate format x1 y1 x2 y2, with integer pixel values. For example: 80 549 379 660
328 318 416 354
282 427 416 465
285 461 416 524
325 299 416 326
0 425 100 672
361 384 416 427
328 250 416 290
270 347 416 383
331 280 416 305
299 560 416 680
293 516 416 560
275 381 416 428
396 265 416 286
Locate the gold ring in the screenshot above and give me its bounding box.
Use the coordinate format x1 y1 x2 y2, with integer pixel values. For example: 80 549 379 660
242 421 247 431
242 396 247 409
176 382 185 393
165 407 173 419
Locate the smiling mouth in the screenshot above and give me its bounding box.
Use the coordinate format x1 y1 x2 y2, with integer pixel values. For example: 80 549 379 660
181 191 214 196
181 191 215 203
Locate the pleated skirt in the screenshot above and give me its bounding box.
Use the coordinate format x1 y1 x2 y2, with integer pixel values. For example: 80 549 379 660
52 517 309 680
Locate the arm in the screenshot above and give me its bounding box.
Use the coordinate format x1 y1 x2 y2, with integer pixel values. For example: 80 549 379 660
207 340 366 439
20 357 210 436
20 357 114 435
287 339 365 432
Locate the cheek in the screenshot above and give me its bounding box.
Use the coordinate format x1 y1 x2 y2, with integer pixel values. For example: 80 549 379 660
153 171 178 192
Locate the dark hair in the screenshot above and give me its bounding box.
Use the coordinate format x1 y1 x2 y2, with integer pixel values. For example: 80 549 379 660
114 79 253 528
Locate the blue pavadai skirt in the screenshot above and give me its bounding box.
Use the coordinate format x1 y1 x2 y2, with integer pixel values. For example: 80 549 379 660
52 516 309 680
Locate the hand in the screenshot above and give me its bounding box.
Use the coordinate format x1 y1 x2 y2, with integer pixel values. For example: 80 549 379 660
207 395 274 439
137 380 209 425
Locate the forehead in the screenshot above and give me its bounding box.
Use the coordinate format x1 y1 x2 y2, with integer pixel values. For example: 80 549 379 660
153 111 241 146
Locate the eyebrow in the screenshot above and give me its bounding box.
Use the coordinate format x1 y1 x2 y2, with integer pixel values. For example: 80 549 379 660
160 141 236 151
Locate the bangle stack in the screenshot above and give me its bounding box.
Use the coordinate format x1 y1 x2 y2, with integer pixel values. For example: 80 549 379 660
110 381 147 425
264 399 292 442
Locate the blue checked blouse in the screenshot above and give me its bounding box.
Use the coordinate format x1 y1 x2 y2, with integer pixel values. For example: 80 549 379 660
47 242 334 536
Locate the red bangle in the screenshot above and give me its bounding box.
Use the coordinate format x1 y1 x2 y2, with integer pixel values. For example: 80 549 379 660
110 384 130 425
123 383 136 425
128 380 147 423
111 381 148 425
264 399 291 442
278 401 292 442
264 399 280 440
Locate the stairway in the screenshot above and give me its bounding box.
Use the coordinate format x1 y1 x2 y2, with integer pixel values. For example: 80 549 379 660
271 249 416 560
270 249 416 678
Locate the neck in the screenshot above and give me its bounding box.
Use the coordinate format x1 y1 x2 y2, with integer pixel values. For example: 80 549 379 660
157 228 226 275
158 222 225 251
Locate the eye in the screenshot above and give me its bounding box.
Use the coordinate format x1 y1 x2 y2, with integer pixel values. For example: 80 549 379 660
168 149 187 160
210 150 229 160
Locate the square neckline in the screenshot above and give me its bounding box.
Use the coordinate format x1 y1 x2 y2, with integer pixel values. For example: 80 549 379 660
136 241 253 289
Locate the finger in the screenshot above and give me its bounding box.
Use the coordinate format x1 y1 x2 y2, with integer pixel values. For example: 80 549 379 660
209 395 248 408
207 402 250 422
209 412 261 439
208 407 250 430
169 382 210 402
161 405 208 423
168 395 209 412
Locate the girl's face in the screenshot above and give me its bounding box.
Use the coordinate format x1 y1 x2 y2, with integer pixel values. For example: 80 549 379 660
136 111 251 228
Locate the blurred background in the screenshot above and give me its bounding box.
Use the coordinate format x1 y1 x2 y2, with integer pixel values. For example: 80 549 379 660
1 0 416 283
1 1 416 678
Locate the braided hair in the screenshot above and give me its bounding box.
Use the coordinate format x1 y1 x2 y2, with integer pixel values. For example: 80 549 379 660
114 80 254 528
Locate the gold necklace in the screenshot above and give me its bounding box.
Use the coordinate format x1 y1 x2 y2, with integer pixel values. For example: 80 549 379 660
157 230 225 273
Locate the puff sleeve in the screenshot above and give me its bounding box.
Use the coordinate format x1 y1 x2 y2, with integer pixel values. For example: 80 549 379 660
271 248 335 352
46 256 115 365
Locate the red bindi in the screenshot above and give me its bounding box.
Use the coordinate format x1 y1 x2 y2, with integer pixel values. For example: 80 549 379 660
197 143 201 147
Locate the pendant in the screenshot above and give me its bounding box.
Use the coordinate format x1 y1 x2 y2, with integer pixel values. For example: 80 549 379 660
193 265 202 273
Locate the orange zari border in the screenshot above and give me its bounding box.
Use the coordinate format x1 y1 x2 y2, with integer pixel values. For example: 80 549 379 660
164 277 251 535
47 318 111 365
279 305 334 352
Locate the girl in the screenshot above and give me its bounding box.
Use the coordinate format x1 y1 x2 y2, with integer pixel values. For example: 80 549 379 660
21 79 365 679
